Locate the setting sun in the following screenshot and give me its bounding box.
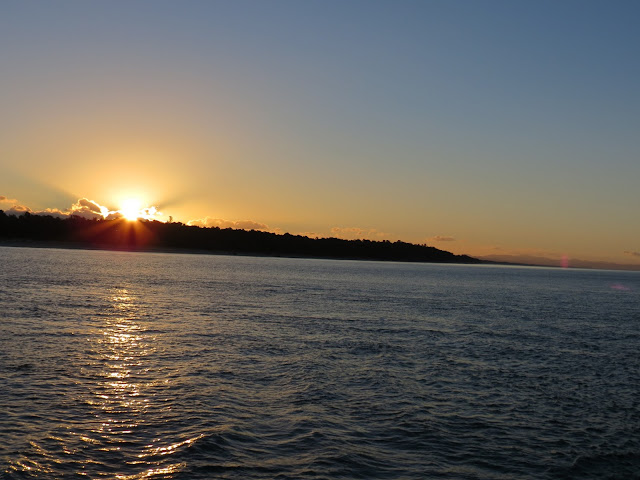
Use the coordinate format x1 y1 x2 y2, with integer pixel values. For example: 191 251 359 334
119 198 143 221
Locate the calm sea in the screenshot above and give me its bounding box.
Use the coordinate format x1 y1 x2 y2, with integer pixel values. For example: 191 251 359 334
1 246 639 479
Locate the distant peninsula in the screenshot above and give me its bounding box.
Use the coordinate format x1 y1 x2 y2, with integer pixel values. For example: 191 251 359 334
0 210 480 264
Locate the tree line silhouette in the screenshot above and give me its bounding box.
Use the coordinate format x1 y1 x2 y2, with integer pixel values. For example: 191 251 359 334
0 210 480 264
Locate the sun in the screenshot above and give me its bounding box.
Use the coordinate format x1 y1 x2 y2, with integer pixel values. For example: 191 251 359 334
119 198 143 221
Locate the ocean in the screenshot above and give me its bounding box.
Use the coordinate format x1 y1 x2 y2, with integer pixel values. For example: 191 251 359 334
1 246 639 479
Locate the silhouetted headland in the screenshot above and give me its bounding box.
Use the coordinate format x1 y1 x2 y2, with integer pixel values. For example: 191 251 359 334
0 211 481 264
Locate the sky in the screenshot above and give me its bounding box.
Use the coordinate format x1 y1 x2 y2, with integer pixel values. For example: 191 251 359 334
1 0 639 267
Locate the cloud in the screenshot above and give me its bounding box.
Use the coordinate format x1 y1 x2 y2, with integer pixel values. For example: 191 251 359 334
624 250 640 258
39 208 69 219
1 196 169 223
330 226 390 240
0 195 110 220
1 195 32 216
428 235 456 242
77 198 104 214
67 198 109 219
188 217 271 231
298 231 323 239
105 212 124 221
5 205 31 216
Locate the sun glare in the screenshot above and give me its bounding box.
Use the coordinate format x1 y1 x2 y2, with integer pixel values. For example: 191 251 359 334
119 198 143 221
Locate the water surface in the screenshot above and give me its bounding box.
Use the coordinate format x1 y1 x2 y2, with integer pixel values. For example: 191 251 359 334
1 247 639 479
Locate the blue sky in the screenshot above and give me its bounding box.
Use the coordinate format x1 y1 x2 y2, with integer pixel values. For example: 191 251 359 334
1 1 639 265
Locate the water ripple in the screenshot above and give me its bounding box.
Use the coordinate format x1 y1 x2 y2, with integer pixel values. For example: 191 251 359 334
1 249 639 479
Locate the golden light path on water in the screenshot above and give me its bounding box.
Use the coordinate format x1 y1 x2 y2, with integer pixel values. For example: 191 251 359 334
86 288 186 479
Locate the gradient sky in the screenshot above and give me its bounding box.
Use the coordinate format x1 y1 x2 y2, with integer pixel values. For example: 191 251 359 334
1 0 639 266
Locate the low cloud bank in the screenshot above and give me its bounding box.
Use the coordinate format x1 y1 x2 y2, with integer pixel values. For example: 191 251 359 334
1 196 33 217
428 235 456 242
0 195 166 221
1 196 110 220
330 226 390 240
188 217 271 231
66 198 110 219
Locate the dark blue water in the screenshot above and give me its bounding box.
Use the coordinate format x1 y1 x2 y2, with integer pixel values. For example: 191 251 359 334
1 246 639 479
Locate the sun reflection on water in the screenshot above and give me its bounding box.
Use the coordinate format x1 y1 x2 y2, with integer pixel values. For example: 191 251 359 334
78 288 184 477
8 285 191 478
114 462 187 480
92 289 153 438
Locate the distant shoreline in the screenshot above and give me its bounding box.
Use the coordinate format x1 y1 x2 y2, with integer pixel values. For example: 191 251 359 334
4 239 640 273
0 239 489 265
3 213 638 271
0 213 482 265
5 240 639 273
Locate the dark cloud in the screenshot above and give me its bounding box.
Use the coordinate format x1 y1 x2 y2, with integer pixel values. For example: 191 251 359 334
624 250 640 257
